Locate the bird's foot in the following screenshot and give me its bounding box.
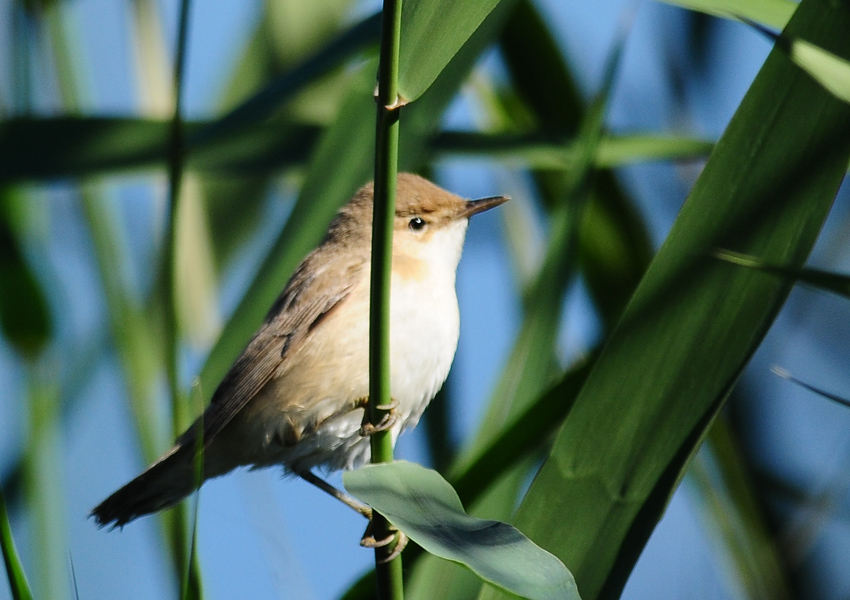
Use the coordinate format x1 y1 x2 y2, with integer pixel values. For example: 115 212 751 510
357 398 399 436
361 521 408 564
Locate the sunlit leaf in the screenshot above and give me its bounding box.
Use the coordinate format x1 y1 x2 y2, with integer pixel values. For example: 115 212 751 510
433 132 713 168
656 0 796 29
345 462 579 600
747 21 850 103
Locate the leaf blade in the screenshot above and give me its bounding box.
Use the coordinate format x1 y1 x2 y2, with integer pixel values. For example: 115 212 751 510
397 0 502 101
345 462 580 600
481 0 850 598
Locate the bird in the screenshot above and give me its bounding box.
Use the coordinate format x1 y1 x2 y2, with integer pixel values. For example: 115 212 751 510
91 173 507 530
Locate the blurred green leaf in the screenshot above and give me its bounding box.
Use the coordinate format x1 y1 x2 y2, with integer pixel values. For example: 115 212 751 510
23 364 64 600
193 12 380 146
498 0 583 135
0 486 33 600
457 15 627 473
691 415 793 600
497 0 654 328
433 131 713 167
452 355 596 506
578 174 654 327
196 2 360 278
784 37 850 103
173 181 220 348
197 66 377 397
81 197 165 462
657 0 796 29
1 116 709 184
0 197 51 359
481 1 850 598
0 118 320 182
345 462 579 600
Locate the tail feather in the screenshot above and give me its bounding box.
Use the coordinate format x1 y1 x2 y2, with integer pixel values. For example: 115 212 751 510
91 444 200 528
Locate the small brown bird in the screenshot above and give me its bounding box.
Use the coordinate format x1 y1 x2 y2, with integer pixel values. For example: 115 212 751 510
92 173 507 528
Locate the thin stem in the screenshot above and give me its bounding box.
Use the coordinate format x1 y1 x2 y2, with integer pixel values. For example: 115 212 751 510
165 0 191 442
0 484 33 600
369 0 405 597
164 0 203 596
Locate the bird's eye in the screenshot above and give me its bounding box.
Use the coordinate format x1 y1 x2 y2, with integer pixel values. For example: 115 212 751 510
408 217 427 231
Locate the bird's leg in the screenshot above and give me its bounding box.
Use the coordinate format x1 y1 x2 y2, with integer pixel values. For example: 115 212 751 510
298 469 407 561
355 396 399 436
298 470 372 518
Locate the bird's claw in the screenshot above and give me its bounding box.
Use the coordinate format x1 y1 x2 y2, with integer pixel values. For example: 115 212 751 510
359 398 399 436
361 522 408 563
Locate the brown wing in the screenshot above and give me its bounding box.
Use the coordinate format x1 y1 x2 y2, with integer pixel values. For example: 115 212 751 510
182 246 366 448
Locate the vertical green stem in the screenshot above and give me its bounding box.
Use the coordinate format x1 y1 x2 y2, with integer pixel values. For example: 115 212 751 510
23 363 63 600
163 0 203 598
165 0 190 449
369 0 405 597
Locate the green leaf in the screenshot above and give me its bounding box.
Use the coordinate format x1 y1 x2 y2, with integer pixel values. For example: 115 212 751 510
0 118 320 183
397 0 503 102
497 0 654 328
748 21 850 103
656 0 796 29
481 0 850 598
344 462 580 600
23 363 65 600
451 355 595 506
432 132 713 168
784 37 850 103
716 249 850 299
0 486 33 600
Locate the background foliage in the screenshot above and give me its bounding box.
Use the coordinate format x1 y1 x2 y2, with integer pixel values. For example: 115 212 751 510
1 0 850 599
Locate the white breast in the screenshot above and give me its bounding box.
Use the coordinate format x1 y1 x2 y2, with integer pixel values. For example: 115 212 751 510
388 219 466 430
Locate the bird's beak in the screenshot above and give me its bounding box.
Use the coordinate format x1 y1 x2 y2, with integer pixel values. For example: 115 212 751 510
460 195 509 219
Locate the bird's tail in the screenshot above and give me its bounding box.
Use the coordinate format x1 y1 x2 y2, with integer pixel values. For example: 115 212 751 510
91 443 203 528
